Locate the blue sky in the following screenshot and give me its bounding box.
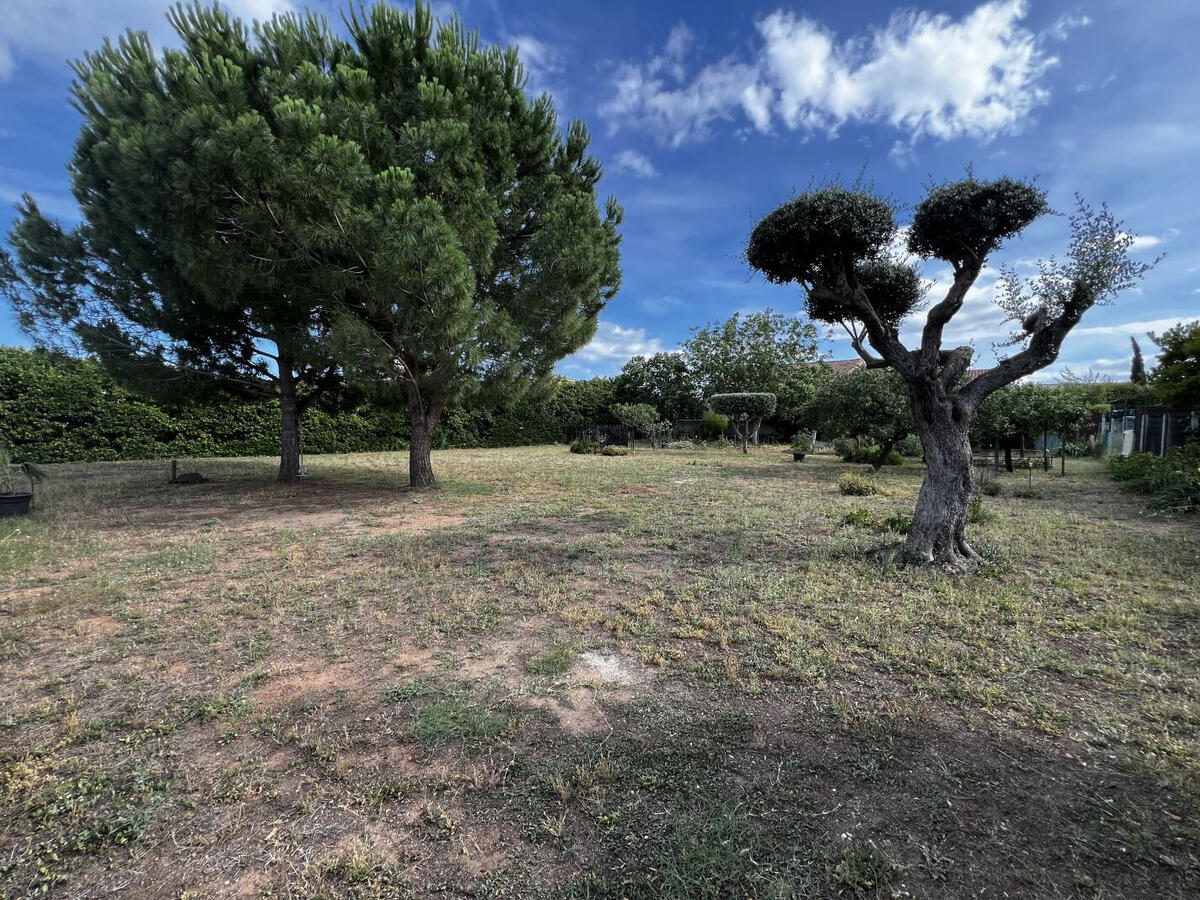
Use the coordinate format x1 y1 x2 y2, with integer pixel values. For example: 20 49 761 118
1 0 1197 381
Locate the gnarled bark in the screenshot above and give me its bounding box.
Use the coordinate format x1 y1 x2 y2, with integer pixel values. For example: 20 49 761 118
903 388 981 573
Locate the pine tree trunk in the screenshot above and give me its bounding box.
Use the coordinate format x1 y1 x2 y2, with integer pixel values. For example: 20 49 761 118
408 394 441 489
904 390 980 572
278 356 302 484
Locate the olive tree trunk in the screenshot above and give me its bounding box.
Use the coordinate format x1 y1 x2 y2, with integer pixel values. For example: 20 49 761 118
408 394 442 489
904 389 980 572
277 355 302 484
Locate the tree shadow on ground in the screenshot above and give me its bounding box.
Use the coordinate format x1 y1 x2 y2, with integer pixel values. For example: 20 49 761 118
502 687 1200 898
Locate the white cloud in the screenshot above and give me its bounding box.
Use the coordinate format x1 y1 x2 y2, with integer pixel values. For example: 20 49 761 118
1127 233 1165 252
602 0 1061 147
569 321 665 365
1045 13 1091 41
888 140 917 168
602 55 759 147
612 149 659 178
507 33 563 95
1072 317 1190 338
0 0 295 80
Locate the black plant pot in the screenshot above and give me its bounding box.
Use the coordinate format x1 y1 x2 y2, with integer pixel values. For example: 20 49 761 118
792 452 806 461
0 492 33 516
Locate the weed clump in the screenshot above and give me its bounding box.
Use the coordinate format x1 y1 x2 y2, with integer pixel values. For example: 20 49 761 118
838 473 878 496
841 508 911 534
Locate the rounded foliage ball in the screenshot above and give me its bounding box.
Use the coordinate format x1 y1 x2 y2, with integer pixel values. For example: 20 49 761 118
804 258 924 328
908 177 1047 264
747 187 897 285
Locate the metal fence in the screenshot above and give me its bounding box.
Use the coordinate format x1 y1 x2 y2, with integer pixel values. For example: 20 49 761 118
1098 406 1198 457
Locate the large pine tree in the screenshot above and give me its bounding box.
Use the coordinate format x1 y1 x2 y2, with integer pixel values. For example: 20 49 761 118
329 4 622 486
2 1 621 487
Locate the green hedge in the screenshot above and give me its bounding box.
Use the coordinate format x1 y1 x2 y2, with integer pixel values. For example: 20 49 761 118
0 348 618 463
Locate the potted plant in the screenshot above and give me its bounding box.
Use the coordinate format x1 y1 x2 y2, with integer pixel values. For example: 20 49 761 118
791 433 812 461
0 443 46 516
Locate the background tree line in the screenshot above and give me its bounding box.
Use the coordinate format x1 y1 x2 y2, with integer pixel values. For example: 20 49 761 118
7 315 1196 465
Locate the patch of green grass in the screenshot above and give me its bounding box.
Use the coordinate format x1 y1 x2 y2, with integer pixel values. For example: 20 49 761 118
0 756 170 894
528 644 574 675
408 687 511 744
383 679 428 703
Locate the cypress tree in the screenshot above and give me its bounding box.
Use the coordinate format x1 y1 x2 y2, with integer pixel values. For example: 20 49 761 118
1130 336 1147 385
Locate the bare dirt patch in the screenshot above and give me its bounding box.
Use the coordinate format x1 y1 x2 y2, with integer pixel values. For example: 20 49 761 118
524 687 613 736
572 650 647 688
253 659 382 710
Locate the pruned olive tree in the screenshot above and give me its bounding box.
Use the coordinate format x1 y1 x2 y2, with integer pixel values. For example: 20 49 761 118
708 392 776 445
748 178 1152 571
611 402 659 449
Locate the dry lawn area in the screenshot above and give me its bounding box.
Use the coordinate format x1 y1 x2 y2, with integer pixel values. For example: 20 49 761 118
2 446 1198 898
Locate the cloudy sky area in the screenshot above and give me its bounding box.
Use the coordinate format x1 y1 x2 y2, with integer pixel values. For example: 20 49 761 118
1 0 1197 381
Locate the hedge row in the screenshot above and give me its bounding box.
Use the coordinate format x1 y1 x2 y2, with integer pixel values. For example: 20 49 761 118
0 348 619 463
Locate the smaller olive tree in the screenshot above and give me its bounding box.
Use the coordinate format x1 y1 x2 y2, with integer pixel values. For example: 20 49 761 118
708 393 777 446
611 402 659 449
808 367 913 470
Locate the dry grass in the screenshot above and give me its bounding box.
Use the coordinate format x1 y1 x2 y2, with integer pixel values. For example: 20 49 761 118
1 446 1198 898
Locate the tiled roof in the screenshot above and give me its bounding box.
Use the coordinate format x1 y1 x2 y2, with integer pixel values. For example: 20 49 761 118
827 358 864 374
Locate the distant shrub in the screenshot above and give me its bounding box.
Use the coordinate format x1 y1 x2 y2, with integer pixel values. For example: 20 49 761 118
874 448 904 466
791 433 813 453
1012 486 1041 499
1114 445 1200 513
881 513 913 534
895 434 922 457
832 438 901 466
1110 452 1158 483
570 439 600 454
838 473 878 496
703 411 729 438
979 480 1001 497
644 420 673 449
601 444 628 456
1149 472 1200 513
664 440 701 450
712 436 736 450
